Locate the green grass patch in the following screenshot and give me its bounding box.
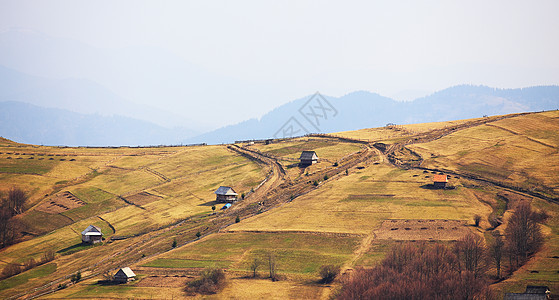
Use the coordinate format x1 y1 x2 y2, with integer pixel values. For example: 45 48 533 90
143 258 233 269
0 263 57 291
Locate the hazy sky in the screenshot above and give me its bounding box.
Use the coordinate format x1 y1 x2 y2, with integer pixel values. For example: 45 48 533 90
1 0 559 128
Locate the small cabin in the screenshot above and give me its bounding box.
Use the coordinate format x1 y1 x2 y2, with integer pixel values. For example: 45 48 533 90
433 174 448 189
215 186 238 203
300 151 318 166
113 267 136 283
504 285 550 300
81 225 103 244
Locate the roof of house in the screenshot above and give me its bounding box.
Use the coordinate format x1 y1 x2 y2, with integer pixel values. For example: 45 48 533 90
525 286 550 294
300 151 318 160
215 186 237 196
504 293 547 300
81 225 103 236
114 267 136 278
433 174 448 183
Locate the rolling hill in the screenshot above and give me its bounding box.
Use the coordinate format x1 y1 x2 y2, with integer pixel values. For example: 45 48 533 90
0 111 557 299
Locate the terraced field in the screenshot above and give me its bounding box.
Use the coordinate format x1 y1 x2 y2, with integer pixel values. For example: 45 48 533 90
0 111 558 299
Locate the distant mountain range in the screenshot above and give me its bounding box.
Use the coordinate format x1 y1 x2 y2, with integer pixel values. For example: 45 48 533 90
186 85 559 144
1 82 558 146
0 101 190 146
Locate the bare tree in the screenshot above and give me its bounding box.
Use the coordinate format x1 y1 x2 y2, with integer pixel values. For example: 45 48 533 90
267 251 278 281
250 258 260 278
505 201 544 269
454 233 488 278
490 231 504 279
7 187 27 215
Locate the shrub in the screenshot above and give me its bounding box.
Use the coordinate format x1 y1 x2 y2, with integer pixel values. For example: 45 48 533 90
313 180 319 186
41 250 56 264
473 214 481 227
196 232 201 238
318 265 339 284
235 216 240 223
1 263 22 279
333 162 339 167
211 205 216 212
185 268 226 295
70 271 81 284
172 239 177 248
23 258 37 271
324 174 329 180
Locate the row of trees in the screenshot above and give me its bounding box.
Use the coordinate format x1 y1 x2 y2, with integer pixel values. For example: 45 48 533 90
0 187 28 248
339 201 547 299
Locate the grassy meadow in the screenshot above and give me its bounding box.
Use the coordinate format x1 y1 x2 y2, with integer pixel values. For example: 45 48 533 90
0 111 558 299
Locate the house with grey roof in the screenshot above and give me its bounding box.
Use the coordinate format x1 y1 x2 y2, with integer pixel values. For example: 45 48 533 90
299 151 318 166
215 186 238 203
504 285 550 300
81 225 103 244
114 267 136 283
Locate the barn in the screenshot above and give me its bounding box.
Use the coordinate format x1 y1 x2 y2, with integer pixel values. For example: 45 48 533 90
300 151 318 166
215 186 238 203
113 267 136 283
433 174 448 189
81 225 103 244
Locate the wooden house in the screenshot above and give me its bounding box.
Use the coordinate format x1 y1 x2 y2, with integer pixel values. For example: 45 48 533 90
215 186 238 203
81 225 103 244
113 267 136 283
504 285 550 300
300 151 318 166
433 174 448 189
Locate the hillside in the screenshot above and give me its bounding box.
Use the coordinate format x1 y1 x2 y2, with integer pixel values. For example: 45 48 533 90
0 111 558 299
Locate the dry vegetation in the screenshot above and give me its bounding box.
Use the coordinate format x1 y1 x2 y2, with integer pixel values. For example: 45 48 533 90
0 111 558 299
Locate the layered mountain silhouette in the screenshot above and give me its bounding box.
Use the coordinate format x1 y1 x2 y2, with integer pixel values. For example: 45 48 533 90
186 85 559 144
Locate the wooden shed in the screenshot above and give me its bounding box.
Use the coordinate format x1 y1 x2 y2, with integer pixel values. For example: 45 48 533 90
215 186 238 203
114 267 136 283
433 174 448 189
300 151 318 166
81 225 103 244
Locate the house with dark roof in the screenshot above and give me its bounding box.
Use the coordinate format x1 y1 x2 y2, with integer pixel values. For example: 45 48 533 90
299 151 318 166
81 225 103 244
215 186 238 203
433 174 448 189
113 267 136 283
504 285 550 300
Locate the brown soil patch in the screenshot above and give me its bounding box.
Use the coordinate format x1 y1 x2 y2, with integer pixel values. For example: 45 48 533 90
124 191 163 206
35 191 86 214
375 219 469 241
136 275 193 288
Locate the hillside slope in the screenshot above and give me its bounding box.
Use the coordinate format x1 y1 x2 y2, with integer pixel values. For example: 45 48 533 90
0 111 557 299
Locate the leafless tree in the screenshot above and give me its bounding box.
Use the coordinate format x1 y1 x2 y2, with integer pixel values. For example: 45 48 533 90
454 233 488 278
250 258 260 278
268 251 278 281
490 231 504 279
505 201 544 269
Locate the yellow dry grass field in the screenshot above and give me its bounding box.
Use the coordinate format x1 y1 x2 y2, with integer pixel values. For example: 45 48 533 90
227 163 491 234
1 111 559 299
335 117 485 142
408 111 559 198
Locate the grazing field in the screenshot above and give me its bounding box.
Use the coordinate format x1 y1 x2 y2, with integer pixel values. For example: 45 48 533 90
407 111 559 198
227 163 491 234
1 111 559 299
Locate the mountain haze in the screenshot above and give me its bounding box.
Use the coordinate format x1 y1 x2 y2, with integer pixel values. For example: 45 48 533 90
187 85 559 144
